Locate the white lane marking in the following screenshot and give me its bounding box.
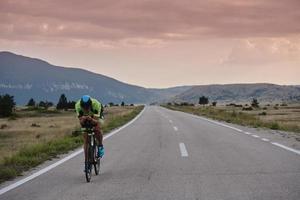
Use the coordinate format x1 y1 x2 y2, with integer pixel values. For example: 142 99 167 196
179 143 189 157
169 120 173 123
173 126 178 131
244 132 252 135
271 143 300 155
252 135 260 138
261 138 270 142
189 114 245 133
0 106 146 196
220 124 243 132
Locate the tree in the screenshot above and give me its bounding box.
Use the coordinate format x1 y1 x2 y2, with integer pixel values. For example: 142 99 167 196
251 98 259 108
56 94 68 110
199 96 209 105
27 98 36 107
212 101 217 106
0 94 16 117
121 101 125 106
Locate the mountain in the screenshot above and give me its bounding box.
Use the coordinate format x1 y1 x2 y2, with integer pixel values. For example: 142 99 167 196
0 51 192 105
1 51 299 106
172 84 300 104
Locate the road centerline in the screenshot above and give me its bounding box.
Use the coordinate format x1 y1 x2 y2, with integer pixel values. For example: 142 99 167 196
179 143 189 157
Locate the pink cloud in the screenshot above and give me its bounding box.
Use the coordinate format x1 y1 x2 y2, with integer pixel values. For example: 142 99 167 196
220 37 300 65
1 0 300 45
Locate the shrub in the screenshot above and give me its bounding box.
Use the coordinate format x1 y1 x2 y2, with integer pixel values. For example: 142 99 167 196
270 122 280 130
242 107 253 111
259 112 267 116
27 98 36 107
251 98 259 108
199 96 209 105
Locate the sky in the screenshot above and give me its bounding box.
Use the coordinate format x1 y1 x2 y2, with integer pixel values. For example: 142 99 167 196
1 0 300 88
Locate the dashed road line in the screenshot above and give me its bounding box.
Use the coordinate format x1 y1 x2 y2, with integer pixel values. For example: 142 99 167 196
169 120 173 123
261 138 270 142
179 143 189 157
271 143 300 155
162 107 300 157
173 126 178 131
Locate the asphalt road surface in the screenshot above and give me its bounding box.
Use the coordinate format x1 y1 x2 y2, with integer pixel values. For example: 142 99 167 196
1 106 300 200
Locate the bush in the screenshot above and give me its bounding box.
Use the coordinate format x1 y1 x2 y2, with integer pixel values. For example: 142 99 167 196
199 96 209 105
242 107 253 111
251 98 259 108
259 112 267 116
180 102 190 106
270 122 280 130
27 98 36 107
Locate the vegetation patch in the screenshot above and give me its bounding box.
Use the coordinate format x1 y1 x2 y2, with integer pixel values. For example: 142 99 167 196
0 105 144 183
162 105 300 134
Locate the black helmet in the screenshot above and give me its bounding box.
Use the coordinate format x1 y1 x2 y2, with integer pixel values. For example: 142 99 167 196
80 95 92 109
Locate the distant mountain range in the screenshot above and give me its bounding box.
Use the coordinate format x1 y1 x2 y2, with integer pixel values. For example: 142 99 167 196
171 84 300 104
0 52 192 105
1 51 299 105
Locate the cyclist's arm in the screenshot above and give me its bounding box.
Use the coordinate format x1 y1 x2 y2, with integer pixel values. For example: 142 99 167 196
91 99 101 119
75 100 88 125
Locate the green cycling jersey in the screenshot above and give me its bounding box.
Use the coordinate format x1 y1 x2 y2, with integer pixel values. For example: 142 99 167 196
75 98 103 118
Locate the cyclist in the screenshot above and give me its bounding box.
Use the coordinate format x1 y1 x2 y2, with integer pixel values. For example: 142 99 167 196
75 95 105 171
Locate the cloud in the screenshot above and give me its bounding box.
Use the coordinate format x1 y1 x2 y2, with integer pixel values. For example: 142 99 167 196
220 37 300 65
1 0 300 48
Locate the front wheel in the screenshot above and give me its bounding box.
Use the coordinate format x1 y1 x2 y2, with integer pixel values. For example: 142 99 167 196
85 144 93 182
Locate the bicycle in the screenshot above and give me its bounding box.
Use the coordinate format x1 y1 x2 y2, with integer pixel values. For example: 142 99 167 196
82 126 101 182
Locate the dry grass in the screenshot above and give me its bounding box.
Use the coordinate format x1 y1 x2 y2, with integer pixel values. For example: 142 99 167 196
0 106 138 163
163 103 300 135
0 105 144 183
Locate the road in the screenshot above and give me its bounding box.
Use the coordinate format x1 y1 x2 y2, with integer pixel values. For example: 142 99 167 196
1 106 300 200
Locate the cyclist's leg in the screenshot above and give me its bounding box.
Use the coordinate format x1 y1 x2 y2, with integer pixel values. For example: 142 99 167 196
94 121 104 157
94 121 103 146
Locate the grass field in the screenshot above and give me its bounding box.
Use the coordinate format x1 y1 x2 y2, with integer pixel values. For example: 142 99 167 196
163 104 300 136
0 105 144 183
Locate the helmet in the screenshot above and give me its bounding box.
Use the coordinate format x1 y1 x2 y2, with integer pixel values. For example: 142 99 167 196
80 95 92 109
